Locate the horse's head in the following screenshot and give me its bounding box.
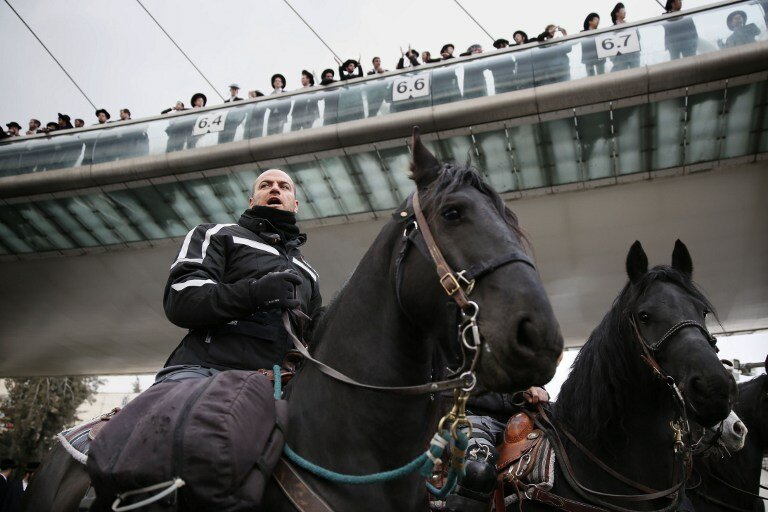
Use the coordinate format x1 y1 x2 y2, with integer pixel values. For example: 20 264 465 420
694 410 748 456
624 240 737 427
398 128 563 392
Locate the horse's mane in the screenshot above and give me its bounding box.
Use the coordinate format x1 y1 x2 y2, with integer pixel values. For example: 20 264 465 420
418 163 531 253
556 265 716 440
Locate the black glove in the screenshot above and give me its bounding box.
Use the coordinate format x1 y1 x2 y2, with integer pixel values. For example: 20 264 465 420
250 270 303 309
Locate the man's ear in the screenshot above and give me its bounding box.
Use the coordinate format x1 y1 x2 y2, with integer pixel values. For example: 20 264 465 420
409 126 441 189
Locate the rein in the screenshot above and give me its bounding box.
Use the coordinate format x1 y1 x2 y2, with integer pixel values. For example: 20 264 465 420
274 190 537 509
515 316 714 512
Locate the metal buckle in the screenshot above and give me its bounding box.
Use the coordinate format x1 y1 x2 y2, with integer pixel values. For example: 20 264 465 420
440 273 461 295
456 270 475 295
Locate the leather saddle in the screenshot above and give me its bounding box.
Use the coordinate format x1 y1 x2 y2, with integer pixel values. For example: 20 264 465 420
496 411 546 480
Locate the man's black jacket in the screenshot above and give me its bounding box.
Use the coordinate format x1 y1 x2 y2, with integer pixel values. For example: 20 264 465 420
163 215 321 371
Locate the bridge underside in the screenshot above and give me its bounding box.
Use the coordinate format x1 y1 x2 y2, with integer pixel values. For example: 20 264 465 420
1 162 765 376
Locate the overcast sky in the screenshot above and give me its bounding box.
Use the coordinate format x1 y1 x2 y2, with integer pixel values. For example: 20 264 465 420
1 0 715 126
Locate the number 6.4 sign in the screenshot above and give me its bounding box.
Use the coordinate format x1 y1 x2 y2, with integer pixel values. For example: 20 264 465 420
595 30 640 59
392 74 430 102
192 111 228 136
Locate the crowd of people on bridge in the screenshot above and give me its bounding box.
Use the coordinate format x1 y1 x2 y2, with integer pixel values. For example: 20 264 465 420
1 0 765 142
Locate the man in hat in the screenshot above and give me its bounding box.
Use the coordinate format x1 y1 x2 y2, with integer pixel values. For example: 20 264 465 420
43 121 58 133
74 118 85 128
512 30 529 45
57 113 73 130
191 93 207 108
338 59 363 81
723 9 760 47
95 109 110 125
225 84 242 103
292 70 319 131
161 101 186 114
156 168 323 383
21 462 39 490
26 119 41 135
218 84 247 143
396 48 420 69
493 38 510 49
5 123 21 137
440 43 455 60
320 68 336 86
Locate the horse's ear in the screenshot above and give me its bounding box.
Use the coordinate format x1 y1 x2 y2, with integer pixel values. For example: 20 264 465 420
626 240 648 284
410 126 441 188
671 239 693 279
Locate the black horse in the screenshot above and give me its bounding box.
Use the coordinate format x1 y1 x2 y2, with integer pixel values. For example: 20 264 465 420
518 240 737 512
24 128 564 512
689 355 768 512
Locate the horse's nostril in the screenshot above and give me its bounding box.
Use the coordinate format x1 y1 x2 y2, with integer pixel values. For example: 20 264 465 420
689 376 706 394
516 318 537 351
732 421 747 436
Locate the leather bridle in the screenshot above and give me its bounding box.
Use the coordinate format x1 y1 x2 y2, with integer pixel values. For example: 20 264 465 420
284 190 537 396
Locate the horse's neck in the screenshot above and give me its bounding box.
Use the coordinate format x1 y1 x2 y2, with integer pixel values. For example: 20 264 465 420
287 225 437 480
554 339 680 491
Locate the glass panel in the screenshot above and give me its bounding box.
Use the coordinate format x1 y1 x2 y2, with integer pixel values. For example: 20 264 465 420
722 82 761 159
92 123 150 164
687 90 725 164
152 182 207 231
474 131 518 192
347 152 400 211
614 105 645 175
318 157 368 215
0 204 56 251
484 52 519 95
0 139 23 177
543 119 580 184
288 160 340 218
532 40 577 87
13 203 75 250
651 97 685 169
57 195 122 245
0 211 33 253
106 189 167 240
123 186 189 237
181 180 234 224
577 110 614 179
82 195 143 242
508 124 546 189
288 89 326 132
375 146 414 201
36 200 101 247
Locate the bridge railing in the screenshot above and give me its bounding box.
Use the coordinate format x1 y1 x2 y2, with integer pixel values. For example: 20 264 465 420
0 0 765 178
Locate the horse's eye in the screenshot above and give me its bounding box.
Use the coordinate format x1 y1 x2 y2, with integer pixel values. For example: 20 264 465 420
442 208 461 221
703 309 710 318
638 312 650 323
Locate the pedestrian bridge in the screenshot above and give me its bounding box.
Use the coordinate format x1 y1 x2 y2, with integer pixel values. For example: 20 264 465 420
1 0 766 376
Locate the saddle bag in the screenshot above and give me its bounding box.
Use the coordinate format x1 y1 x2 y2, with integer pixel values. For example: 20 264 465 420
87 370 287 511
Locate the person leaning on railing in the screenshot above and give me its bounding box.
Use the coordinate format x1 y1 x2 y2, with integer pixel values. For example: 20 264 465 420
720 9 761 48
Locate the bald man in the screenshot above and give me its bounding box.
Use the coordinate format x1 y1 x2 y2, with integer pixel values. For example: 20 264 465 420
158 169 322 381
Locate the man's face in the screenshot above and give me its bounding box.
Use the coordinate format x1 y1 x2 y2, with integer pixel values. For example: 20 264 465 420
120 111 130 120
273 77 284 89
193 97 204 107
74 119 84 128
175 101 184 110
472 46 483 54
9 126 19 135
345 63 355 73
373 57 381 68
301 74 310 87
442 46 454 57
230 87 239 97
323 72 333 81
58 118 67 127
731 13 744 27
28 120 39 130
97 113 108 124
513 34 524 44
249 169 299 212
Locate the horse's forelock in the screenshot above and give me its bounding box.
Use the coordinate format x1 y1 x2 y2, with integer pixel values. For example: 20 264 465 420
420 164 531 253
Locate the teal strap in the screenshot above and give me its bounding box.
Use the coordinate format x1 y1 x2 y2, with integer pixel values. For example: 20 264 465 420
273 364 282 400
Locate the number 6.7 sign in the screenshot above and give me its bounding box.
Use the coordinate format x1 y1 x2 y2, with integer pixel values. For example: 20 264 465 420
595 30 640 59
192 111 228 136
392 74 430 102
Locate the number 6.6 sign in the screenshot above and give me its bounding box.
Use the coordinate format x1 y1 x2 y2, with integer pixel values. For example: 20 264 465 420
392 74 430 102
595 29 641 59
192 111 228 136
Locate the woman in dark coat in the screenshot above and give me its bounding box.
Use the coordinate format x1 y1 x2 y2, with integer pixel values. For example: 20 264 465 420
266 74 289 135
581 13 604 76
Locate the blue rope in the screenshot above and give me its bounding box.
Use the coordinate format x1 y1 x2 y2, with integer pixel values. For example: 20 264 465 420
273 364 282 400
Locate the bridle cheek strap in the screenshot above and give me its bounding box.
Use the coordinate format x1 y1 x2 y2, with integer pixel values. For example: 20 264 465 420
411 193 536 311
